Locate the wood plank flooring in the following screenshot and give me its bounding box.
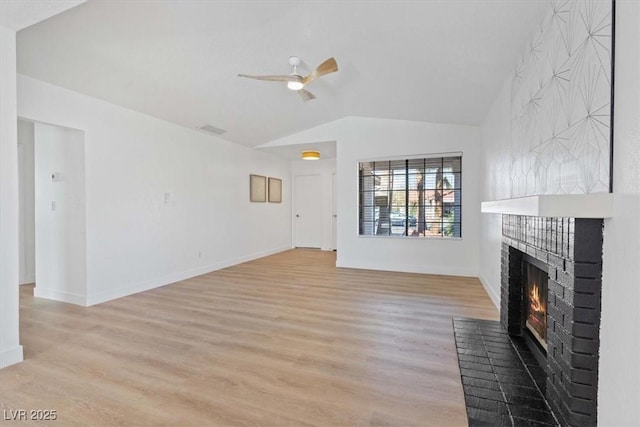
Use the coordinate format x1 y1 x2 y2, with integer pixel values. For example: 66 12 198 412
0 249 498 426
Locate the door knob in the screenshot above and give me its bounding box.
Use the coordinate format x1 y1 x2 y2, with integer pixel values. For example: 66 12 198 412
296 214 300 218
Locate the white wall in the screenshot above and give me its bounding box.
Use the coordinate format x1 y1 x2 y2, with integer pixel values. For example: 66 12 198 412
34 122 87 304
265 116 481 277
17 119 35 284
0 24 23 368
478 1 640 424
599 1 640 425
291 159 336 251
18 75 292 306
337 118 480 276
478 81 511 307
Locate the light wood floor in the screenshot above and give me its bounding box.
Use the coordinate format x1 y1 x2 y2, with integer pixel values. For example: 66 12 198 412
0 249 498 426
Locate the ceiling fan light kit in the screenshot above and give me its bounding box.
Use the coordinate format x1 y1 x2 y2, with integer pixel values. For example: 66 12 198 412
287 80 304 91
238 56 338 102
285 56 304 90
302 150 320 160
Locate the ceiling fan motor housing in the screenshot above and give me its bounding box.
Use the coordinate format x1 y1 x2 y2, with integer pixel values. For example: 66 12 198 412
288 56 302 67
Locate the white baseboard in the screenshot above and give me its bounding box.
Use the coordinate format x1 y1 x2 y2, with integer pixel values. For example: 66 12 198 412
0 345 24 369
86 245 292 306
34 287 86 305
335 258 477 277
479 274 500 309
19 275 35 285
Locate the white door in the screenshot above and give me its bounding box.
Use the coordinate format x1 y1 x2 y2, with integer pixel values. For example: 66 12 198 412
294 174 323 248
331 172 337 250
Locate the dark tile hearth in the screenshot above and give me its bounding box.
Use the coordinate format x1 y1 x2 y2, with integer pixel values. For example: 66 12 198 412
453 318 560 427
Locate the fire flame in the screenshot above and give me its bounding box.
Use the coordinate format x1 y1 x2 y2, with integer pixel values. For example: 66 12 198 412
530 283 544 315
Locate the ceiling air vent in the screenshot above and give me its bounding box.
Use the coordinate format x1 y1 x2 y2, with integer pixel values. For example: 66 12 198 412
199 124 227 135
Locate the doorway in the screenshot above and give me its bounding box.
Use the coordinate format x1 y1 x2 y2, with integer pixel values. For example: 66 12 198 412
17 119 87 304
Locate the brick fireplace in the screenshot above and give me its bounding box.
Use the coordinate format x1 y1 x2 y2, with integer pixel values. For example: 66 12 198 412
501 215 603 426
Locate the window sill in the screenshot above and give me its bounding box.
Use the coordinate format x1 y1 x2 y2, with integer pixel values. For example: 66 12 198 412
357 234 463 241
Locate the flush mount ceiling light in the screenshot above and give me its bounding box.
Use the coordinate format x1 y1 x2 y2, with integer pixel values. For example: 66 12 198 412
302 150 320 160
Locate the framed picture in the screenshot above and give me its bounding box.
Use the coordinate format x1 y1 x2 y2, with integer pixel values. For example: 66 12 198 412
250 174 266 202
268 177 282 203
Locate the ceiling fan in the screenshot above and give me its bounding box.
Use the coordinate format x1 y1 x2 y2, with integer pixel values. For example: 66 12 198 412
238 56 338 102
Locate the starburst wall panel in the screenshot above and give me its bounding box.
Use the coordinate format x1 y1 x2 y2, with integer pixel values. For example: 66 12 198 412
510 0 613 196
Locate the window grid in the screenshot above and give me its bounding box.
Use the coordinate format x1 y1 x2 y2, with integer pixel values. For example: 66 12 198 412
358 156 462 238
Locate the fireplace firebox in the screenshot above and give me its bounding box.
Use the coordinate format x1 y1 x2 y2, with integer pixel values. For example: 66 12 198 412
523 257 548 352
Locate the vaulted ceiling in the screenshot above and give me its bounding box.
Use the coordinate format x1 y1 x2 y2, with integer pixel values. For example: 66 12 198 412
14 1 548 147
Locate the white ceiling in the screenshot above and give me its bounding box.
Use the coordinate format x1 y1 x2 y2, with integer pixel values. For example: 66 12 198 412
0 0 85 31
259 140 336 161
15 1 548 147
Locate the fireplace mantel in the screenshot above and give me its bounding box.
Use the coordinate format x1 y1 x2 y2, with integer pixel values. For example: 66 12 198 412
481 193 614 218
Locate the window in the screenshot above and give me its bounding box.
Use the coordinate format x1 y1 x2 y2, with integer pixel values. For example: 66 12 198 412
358 155 462 238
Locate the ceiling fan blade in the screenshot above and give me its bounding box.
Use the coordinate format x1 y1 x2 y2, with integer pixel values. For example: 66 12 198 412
238 74 302 83
303 57 338 85
298 89 316 102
